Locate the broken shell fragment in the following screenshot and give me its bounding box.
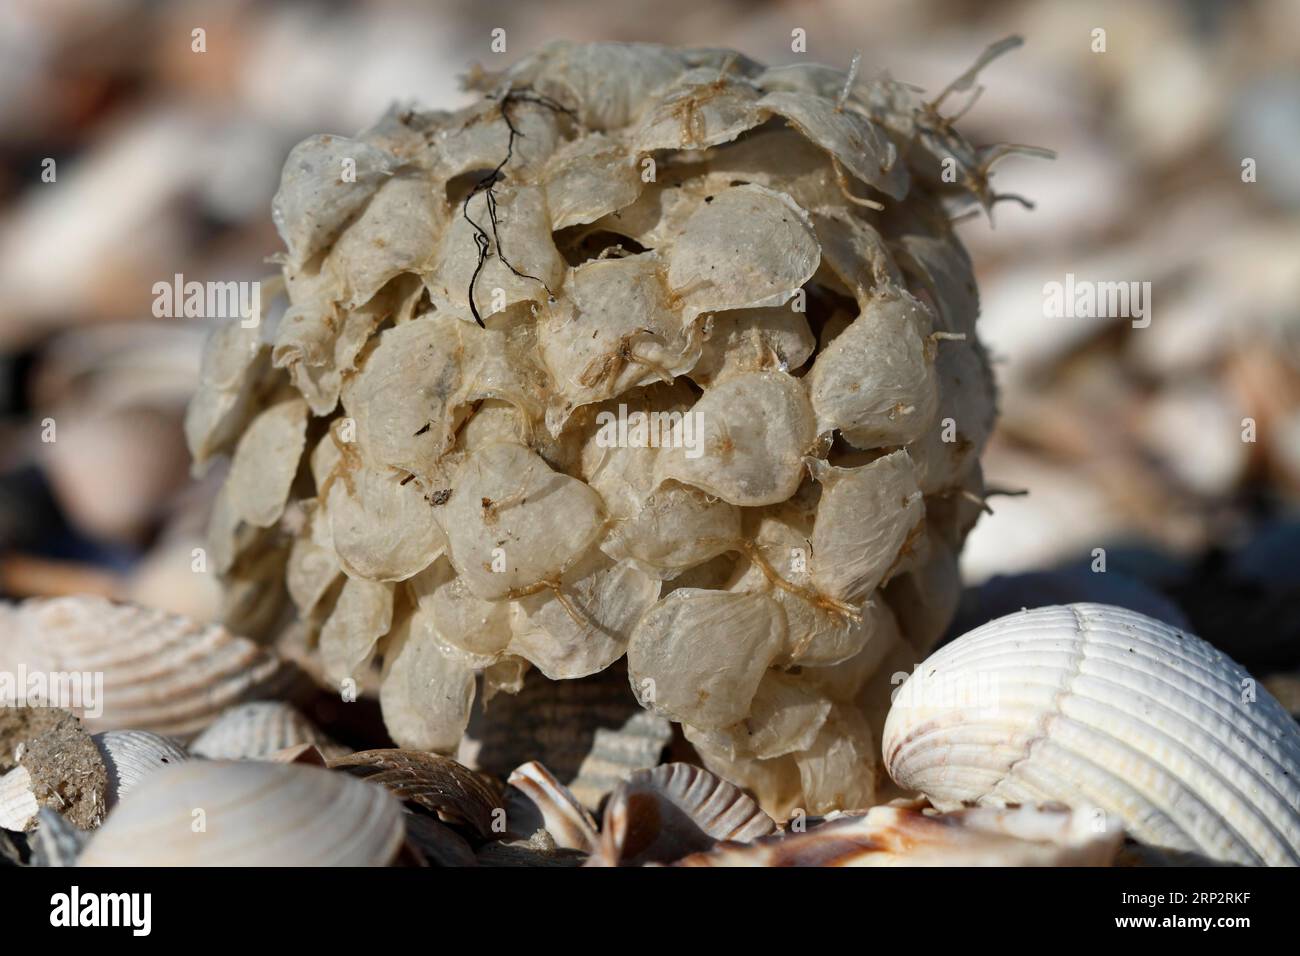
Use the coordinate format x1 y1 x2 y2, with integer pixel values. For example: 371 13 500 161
569 710 674 810
78 761 404 866
0 766 41 832
506 761 599 851
675 802 1121 867
882 604 1300 866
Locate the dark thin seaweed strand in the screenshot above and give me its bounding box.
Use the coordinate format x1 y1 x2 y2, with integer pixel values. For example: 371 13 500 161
463 87 577 328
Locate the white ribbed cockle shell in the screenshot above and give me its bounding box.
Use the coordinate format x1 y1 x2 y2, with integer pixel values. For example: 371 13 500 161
882 603 1300 866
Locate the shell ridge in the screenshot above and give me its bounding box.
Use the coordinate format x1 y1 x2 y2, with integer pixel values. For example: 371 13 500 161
1065 671 1300 810
982 606 1090 805
1021 719 1267 863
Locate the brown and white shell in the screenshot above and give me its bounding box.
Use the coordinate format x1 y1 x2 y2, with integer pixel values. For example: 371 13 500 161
329 749 504 840
506 761 599 852
673 801 1122 866
595 762 777 866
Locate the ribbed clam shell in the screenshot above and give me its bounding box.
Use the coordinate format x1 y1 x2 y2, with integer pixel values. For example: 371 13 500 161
882 603 1300 866
93 731 190 807
77 761 405 866
596 762 776 866
674 802 1122 866
189 702 344 760
0 597 304 740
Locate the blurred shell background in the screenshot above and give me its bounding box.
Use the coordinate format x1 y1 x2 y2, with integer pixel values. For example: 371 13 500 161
1 0 1298 707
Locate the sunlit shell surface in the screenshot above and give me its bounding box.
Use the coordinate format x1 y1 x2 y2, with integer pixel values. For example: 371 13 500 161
78 761 404 866
93 730 191 806
882 603 1300 866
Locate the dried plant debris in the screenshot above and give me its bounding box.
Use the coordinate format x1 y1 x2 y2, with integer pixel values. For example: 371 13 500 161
0 709 107 832
191 38 1044 816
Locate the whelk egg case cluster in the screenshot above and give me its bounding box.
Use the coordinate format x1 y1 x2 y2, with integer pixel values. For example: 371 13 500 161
185 39 1033 817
